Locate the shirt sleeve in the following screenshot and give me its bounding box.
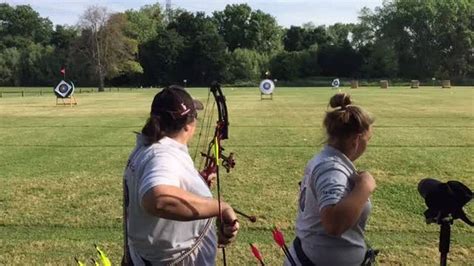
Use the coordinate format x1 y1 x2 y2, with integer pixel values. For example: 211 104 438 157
313 169 348 211
138 153 181 203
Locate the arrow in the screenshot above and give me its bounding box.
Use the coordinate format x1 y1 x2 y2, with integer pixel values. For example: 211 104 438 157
235 209 257 223
272 227 297 266
250 243 265 266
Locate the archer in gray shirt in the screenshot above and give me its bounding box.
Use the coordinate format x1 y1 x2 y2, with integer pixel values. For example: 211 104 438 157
287 92 376 266
293 145 371 265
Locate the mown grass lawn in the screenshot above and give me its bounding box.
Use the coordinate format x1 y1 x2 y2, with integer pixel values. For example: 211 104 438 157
0 86 473 265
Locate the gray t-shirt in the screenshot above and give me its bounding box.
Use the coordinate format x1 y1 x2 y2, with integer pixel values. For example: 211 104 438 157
124 135 217 265
292 145 371 265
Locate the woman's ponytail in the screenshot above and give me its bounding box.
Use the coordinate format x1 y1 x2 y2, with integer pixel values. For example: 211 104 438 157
141 115 164 145
140 85 198 145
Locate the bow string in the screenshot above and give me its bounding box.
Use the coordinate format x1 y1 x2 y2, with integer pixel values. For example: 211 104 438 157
193 82 235 266
193 82 259 265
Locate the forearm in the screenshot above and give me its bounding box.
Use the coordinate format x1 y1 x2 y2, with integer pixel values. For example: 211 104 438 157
321 186 371 236
142 185 227 221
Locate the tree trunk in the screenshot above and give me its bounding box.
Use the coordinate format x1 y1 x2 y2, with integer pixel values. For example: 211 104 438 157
95 26 105 92
98 69 105 92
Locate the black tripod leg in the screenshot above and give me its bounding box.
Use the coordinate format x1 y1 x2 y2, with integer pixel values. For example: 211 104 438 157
439 221 451 266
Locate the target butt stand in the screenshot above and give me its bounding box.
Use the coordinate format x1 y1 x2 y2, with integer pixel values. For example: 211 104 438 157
54 80 77 106
55 95 77 106
260 91 273 100
259 79 275 100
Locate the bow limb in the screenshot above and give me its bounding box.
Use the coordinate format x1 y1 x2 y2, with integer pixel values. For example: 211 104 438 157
199 82 235 184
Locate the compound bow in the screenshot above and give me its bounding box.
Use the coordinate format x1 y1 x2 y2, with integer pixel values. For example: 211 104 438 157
194 82 259 265
198 82 235 183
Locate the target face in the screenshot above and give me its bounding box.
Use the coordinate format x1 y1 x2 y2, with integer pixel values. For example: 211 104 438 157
54 80 75 98
59 84 68 93
332 78 340 88
259 79 275 94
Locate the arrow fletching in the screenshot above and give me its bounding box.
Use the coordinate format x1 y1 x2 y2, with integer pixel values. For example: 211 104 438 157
74 257 85 266
250 243 265 265
250 243 263 260
95 245 111 266
271 228 298 266
272 227 286 248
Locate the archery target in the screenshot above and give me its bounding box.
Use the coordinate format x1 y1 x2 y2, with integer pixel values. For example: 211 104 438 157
259 79 275 94
54 80 75 98
332 78 340 88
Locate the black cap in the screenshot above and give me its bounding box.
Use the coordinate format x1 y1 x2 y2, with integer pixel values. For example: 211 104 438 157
151 85 203 119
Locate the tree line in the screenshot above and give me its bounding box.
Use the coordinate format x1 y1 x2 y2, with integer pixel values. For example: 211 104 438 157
0 0 472 89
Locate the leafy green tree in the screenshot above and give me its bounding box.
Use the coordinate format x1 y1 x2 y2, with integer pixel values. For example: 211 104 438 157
283 26 306 51
304 26 331 49
269 51 306 80
75 6 110 90
317 41 362 77
432 0 473 78
51 25 79 79
359 41 399 78
213 4 252 51
18 43 58 85
0 48 21 85
124 3 164 43
213 4 282 54
105 14 143 78
0 3 61 86
284 25 332 52
167 11 229 85
139 29 185 85
300 48 321 77
358 0 473 79
75 7 142 90
247 10 283 54
228 48 268 82
51 25 79 50
327 23 353 46
350 7 378 51
0 3 53 48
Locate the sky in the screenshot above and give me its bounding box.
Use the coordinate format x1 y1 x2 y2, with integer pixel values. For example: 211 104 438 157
4 0 384 28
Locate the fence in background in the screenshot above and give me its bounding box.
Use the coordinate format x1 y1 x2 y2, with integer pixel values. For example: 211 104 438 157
0 87 140 98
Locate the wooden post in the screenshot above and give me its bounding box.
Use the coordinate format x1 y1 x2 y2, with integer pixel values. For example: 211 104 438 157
351 80 358 89
380 80 389 89
411 80 419 88
260 92 273 100
442 80 451 88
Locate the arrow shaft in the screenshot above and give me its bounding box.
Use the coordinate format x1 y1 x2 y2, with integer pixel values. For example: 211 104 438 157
234 209 257 223
283 245 297 266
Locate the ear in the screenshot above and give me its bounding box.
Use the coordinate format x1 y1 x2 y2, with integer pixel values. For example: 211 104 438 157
183 120 195 132
183 123 190 132
349 134 360 148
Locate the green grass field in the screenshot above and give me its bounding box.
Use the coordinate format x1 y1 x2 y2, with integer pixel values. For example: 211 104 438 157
1 86 473 265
